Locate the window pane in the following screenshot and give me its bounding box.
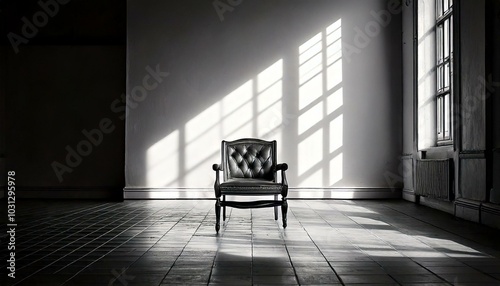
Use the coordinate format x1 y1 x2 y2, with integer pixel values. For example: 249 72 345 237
437 97 443 139
444 94 450 139
437 65 443 91
444 19 449 59
437 25 443 62
436 66 443 92
450 15 453 54
444 0 449 12
444 62 450 89
437 0 443 17
450 60 453 84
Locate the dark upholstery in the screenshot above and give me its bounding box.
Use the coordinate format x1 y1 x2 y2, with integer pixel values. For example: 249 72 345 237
226 144 274 180
213 138 288 232
220 179 283 195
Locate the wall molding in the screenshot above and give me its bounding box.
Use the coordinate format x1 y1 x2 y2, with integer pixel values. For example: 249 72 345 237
459 157 487 201
402 189 417 202
459 150 486 159
454 199 500 229
482 203 500 216
420 196 455 214
455 198 482 223
482 204 500 228
123 187 402 199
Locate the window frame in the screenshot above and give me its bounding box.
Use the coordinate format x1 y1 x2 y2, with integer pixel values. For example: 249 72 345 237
435 0 454 145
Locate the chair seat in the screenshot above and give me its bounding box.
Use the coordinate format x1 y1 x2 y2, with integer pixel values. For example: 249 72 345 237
220 178 284 195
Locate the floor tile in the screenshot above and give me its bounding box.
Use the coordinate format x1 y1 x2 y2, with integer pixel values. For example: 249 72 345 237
339 274 397 284
209 275 252 285
296 273 340 284
392 274 444 283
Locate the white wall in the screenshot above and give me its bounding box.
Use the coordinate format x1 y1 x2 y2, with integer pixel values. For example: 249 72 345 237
126 0 403 196
417 0 436 150
401 0 415 200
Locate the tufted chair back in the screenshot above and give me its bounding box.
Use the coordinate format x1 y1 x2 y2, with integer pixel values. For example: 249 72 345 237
222 139 277 182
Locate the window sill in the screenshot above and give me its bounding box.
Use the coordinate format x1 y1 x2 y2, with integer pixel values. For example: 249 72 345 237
419 144 454 159
437 140 453 146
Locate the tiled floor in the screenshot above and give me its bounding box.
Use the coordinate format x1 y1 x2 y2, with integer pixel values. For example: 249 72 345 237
1 199 500 286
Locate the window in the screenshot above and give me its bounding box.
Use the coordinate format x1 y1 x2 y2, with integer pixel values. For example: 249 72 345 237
435 0 453 143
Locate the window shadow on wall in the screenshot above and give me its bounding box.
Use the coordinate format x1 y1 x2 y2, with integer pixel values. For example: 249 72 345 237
145 19 345 195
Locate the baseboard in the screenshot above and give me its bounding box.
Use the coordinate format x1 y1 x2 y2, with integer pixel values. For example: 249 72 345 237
14 187 123 200
480 203 500 229
123 187 402 199
453 199 500 229
455 198 481 223
402 189 417 202
288 188 401 199
419 196 455 214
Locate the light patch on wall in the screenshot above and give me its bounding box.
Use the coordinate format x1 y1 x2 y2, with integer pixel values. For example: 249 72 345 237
299 33 322 66
298 128 323 177
329 153 343 186
145 19 346 190
257 59 283 93
330 115 343 153
327 87 343 114
257 60 283 141
299 73 323 110
299 33 323 110
298 18 343 187
298 102 323 135
222 80 253 138
146 130 179 186
185 102 221 171
417 0 437 149
185 101 221 144
327 19 343 90
147 60 284 188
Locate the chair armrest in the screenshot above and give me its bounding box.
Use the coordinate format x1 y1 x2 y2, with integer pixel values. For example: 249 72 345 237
277 163 288 197
213 164 221 197
276 163 288 171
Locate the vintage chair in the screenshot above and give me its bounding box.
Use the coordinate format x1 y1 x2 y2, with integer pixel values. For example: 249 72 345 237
212 138 288 232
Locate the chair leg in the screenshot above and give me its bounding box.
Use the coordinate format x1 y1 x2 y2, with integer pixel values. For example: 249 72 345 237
274 195 278 220
281 199 288 228
215 199 221 233
223 195 226 221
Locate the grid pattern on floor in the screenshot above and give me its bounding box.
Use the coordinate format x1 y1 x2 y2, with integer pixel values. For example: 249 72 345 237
1 199 500 286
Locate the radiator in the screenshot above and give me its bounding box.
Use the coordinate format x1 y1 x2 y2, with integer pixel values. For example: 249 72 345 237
415 159 453 201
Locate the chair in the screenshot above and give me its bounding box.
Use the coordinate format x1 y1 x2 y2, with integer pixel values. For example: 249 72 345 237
212 138 288 233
